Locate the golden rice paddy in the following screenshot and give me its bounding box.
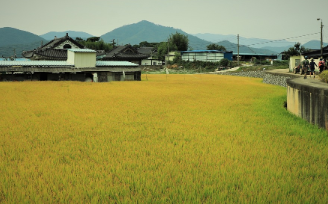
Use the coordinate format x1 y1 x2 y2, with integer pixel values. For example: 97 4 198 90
0 74 327 203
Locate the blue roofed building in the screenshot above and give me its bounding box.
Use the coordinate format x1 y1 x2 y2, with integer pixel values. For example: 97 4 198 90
180 50 233 62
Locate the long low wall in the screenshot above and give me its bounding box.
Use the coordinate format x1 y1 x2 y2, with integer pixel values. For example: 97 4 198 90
217 70 299 87
287 78 328 131
217 69 328 131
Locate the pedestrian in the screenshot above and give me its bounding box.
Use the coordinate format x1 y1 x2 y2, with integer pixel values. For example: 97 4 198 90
318 58 325 73
309 58 317 78
302 56 310 79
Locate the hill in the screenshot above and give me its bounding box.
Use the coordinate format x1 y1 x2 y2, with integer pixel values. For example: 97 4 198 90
193 33 295 49
100 20 212 50
0 41 46 58
40 31 94 41
216 40 277 55
302 40 328 49
0 27 45 47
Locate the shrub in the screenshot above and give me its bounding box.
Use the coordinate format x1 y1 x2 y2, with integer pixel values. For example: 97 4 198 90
219 58 230 67
319 70 328 83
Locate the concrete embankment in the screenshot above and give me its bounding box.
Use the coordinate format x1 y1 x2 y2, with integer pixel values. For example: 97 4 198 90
217 68 328 131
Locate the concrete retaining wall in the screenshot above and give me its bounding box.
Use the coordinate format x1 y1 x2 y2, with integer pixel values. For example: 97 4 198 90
218 69 328 131
287 78 328 131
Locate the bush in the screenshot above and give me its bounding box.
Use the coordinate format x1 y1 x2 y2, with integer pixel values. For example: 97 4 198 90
219 58 230 67
272 60 288 66
319 70 328 83
254 59 271 65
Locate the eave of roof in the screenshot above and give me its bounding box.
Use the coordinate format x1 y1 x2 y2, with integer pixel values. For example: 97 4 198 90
0 60 139 67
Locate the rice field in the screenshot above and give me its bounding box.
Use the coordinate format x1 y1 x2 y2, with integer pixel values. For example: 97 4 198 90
0 74 327 203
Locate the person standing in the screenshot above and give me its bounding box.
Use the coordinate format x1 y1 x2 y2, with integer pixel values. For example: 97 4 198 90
309 58 317 78
318 58 325 73
302 56 310 79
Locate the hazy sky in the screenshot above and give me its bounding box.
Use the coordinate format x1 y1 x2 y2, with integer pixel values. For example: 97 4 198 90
1 0 327 43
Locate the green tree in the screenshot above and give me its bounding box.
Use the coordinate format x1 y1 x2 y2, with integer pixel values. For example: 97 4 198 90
207 43 226 51
156 41 177 61
169 32 189 51
86 37 100 42
282 42 309 59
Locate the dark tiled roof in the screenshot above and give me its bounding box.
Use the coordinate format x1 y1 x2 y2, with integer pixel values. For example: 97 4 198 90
42 34 85 49
102 45 148 60
22 49 67 60
22 33 86 60
137 47 156 55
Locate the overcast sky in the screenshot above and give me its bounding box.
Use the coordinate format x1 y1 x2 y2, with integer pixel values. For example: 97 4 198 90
1 0 327 44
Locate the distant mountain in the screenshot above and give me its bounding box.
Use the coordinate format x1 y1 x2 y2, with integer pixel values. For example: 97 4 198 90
193 33 295 49
257 46 290 54
101 20 212 50
302 40 328 49
0 41 46 58
40 31 94 41
260 40 328 53
216 40 278 55
0 27 46 47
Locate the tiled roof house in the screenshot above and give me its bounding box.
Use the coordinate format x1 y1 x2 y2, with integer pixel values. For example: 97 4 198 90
22 33 85 60
101 45 148 65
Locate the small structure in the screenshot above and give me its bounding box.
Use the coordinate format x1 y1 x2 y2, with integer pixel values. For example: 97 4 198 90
289 55 301 72
22 33 85 60
165 51 176 62
138 47 163 65
100 45 148 65
0 49 141 82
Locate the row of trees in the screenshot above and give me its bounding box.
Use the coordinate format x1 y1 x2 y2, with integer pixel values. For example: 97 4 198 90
75 37 113 51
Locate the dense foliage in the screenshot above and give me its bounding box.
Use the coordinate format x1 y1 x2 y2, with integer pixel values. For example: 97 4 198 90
156 32 188 61
75 37 113 51
282 42 309 60
319 70 328 83
206 43 226 51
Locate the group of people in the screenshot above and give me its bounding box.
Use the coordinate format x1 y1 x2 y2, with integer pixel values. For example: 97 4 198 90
301 56 327 79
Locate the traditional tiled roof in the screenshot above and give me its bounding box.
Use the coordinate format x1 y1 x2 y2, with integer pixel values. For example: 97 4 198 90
22 33 86 60
41 33 85 49
137 47 156 55
22 49 67 60
102 45 148 60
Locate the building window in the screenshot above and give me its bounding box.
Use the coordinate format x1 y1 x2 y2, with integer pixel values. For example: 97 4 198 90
63 44 72 49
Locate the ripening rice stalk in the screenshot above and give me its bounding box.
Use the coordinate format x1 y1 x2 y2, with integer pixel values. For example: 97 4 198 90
0 75 327 203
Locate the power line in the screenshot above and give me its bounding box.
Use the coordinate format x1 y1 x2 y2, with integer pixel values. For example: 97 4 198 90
215 32 322 54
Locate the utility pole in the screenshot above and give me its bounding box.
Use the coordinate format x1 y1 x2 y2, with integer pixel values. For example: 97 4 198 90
317 18 323 58
166 38 170 65
237 34 240 65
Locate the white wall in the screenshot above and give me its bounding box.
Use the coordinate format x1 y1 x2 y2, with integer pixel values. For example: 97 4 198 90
182 52 224 62
67 50 96 68
55 41 81 49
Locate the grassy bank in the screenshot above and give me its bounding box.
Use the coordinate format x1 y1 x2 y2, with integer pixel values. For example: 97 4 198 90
0 74 327 203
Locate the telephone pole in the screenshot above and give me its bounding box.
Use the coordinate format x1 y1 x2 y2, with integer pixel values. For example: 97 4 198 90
317 18 324 57
237 34 240 65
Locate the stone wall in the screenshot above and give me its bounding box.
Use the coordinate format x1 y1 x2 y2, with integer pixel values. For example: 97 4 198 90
218 70 299 87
